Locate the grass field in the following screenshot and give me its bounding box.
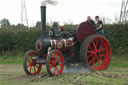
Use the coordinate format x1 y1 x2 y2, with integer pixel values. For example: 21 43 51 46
0 56 128 85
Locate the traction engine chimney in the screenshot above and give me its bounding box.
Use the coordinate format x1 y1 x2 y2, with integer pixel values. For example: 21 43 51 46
41 1 46 38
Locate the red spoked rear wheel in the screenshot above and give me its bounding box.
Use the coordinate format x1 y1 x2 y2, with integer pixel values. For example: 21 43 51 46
23 50 42 75
46 50 64 76
80 35 111 71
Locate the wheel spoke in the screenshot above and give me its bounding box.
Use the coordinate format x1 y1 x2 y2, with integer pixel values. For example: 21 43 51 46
30 66 32 73
95 40 98 48
88 45 93 51
95 55 103 68
51 54 55 61
26 59 31 63
56 57 61 62
92 40 97 51
53 67 56 73
55 53 58 60
99 48 106 52
100 54 106 57
89 57 96 65
95 55 102 61
49 60 53 63
59 64 63 67
30 53 33 59
99 43 103 50
99 58 103 63
101 62 105 69
50 64 54 69
98 61 100 66
88 51 95 54
35 65 39 68
87 54 93 58
92 60 95 66
34 66 36 73
56 66 59 73
26 64 31 68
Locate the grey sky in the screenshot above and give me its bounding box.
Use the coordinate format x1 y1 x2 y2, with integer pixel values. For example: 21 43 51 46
0 0 122 26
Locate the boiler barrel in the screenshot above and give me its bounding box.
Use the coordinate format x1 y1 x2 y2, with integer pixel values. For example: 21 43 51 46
50 39 73 52
35 38 73 52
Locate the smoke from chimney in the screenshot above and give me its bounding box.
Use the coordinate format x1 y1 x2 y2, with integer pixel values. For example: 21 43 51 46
41 0 58 6
46 0 58 5
40 0 58 38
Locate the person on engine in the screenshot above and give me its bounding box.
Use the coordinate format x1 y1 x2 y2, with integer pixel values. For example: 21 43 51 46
86 16 96 27
49 22 61 38
95 16 104 35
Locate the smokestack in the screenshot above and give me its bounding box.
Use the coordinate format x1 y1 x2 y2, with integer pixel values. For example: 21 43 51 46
41 1 46 38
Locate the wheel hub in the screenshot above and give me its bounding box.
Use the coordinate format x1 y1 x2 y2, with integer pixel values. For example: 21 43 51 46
52 61 57 66
30 61 34 66
56 62 59 65
52 61 59 66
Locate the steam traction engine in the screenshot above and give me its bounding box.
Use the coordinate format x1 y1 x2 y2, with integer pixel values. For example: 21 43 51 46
23 2 112 76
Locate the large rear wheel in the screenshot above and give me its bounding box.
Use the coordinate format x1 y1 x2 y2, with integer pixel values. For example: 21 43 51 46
46 49 64 76
23 50 42 75
80 35 111 71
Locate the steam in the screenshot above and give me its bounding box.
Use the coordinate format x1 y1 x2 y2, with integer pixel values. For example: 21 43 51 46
63 64 90 74
41 0 58 6
46 0 58 5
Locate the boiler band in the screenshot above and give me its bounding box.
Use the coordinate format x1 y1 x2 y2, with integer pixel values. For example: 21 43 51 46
50 39 73 51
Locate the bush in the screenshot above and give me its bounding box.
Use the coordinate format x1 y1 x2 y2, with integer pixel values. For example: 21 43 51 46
104 24 128 56
0 28 41 56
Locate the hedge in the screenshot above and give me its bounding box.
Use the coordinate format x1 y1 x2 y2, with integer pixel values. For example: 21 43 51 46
0 24 128 56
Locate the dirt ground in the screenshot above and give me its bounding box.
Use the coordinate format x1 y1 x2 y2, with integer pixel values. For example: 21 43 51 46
0 64 128 85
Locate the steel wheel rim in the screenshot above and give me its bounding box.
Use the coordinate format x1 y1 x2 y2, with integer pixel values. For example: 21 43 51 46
48 51 64 76
86 37 111 70
25 51 42 75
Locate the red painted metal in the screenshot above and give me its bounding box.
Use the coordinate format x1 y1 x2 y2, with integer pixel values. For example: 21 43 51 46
48 50 64 76
76 22 95 43
25 51 42 75
86 36 111 70
70 52 75 58
60 26 64 31
50 39 73 52
35 40 42 51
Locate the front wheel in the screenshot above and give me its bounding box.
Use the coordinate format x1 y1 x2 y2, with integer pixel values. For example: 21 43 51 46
46 49 64 76
23 50 42 75
80 35 111 71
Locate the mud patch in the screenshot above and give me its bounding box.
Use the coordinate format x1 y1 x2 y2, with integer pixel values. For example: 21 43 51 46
1 64 128 85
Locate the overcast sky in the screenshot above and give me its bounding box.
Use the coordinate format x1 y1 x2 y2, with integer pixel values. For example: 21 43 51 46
0 0 122 26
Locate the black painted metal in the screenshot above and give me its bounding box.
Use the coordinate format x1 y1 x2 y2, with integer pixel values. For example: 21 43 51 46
41 6 46 38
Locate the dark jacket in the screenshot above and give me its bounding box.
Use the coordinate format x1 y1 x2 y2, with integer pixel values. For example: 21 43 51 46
86 20 96 28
